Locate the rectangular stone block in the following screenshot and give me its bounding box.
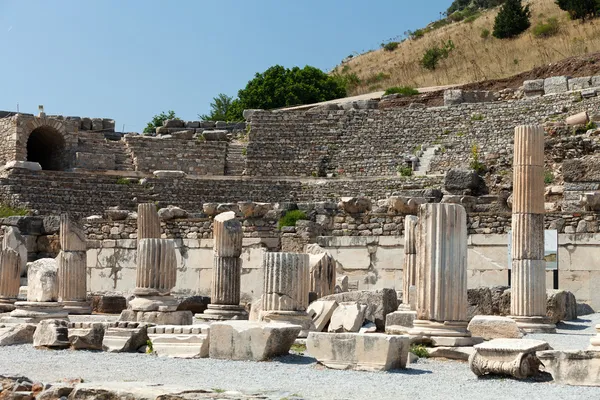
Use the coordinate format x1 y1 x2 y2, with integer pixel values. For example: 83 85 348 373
568 77 592 91
385 310 416 334
511 213 544 260
307 332 410 371
148 333 209 358
544 76 569 94
523 79 545 96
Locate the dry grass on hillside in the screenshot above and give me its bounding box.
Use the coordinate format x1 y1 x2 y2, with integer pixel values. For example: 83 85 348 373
339 0 600 95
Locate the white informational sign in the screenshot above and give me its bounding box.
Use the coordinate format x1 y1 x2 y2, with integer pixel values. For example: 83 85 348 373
507 230 558 270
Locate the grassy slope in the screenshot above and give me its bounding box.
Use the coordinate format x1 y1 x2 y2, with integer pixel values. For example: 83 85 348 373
338 0 600 95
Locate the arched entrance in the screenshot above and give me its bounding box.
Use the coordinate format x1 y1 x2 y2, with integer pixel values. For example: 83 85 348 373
26 126 66 171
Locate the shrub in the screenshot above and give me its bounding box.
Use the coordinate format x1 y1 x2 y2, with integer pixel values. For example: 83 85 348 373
421 40 455 70
544 170 555 185
471 113 485 121
278 210 307 229
116 177 131 185
493 0 531 39
481 28 491 39
410 344 430 358
409 29 426 40
586 121 598 130
470 143 487 174
383 42 399 52
556 0 600 21
0 204 29 218
398 166 413 177
532 18 560 38
384 86 419 96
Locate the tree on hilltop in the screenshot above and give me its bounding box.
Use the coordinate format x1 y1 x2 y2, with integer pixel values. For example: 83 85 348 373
492 0 531 39
556 0 600 21
199 93 243 122
143 110 177 133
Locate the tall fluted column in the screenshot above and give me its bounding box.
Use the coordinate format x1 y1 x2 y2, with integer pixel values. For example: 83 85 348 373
134 238 177 296
511 125 556 333
409 204 471 341
0 248 21 312
400 215 418 311
57 214 91 314
137 203 161 242
261 252 312 336
202 211 248 320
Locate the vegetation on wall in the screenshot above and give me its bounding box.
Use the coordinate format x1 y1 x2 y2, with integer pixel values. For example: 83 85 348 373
143 110 178 134
278 210 308 229
0 204 29 218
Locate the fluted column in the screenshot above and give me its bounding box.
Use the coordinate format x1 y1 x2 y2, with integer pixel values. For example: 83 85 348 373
202 211 248 320
137 203 161 242
401 215 418 311
134 238 177 295
57 214 91 314
409 203 470 339
510 125 555 333
0 248 20 311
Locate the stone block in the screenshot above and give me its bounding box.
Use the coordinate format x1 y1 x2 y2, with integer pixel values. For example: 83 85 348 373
0 324 36 346
153 170 186 179
544 76 569 94
307 300 338 332
103 325 149 352
547 290 577 324
469 339 550 379
568 76 592 91
523 79 545 96
444 89 464 106
209 321 301 361
91 295 127 314
26 258 58 302
2 161 42 171
202 130 228 141
33 319 70 349
538 350 600 386
385 310 416 334
328 302 366 333
69 323 105 350
149 333 209 358
338 197 371 214
429 346 475 361
320 289 398 331
307 332 410 371
163 119 184 128
120 310 192 325
566 111 589 126
467 316 523 340
444 169 487 196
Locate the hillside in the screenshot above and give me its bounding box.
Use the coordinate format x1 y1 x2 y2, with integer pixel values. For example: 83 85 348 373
336 0 600 95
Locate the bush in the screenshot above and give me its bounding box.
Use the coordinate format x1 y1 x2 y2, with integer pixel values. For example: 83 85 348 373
493 0 531 39
544 170 555 184
470 143 487 174
116 177 132 185
398 166 413 177
481 28 491 39
421 40 455 70
278 210 307 229
409 29 426 40
410 344 430 358
384 86 419 96
532 18 560 38
0 204 29 218
382 42 399 52
556 0 600 21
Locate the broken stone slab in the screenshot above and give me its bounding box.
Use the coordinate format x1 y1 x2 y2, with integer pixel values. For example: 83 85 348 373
469 339 551 379
128 296 179 312
148 333 209 358
428 346 475 361
33 319 70 349
307 332 410 371
68 322 105 350
209 321 301 361
388 196 428 215
335 275 348 293
320 289 398 331
385 310 416 335
102 324 149 353
547 290 577 324
538 350 600 386
307 300 338 332
467 316 523 340
2 161 42 171
152 170 186 179
157 205 188 221
582 88 597 98
0 324 36 346
328 302 366 333
566 111 589 126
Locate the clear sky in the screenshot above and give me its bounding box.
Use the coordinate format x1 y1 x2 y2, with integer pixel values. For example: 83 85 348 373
0 0 451 132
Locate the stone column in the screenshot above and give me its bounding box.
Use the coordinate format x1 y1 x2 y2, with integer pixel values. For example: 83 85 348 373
57 214 91 314
261 252 312 336
202 211 248 320
401 215 418 311
306 244 336 298
510 125 556 333
0 248 21 312
137 203 161 242
409 204 472 344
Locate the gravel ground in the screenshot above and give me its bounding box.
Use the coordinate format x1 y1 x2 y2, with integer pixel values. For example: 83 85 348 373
0 314 599 400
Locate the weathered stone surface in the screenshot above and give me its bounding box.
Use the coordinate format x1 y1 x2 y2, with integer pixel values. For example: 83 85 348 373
91 295 127 314
149 333 209 358
105 208 129 221
335 275 348 293
305 244 336 298
402 215 418 310
328 302 366 333
33 319 70 349
26 259 58 302
444 169 486 196
157 205 188 221
547 290 577 324
307 300 338 332
338 197 371 214
469 339 550 379
69 323 105 350
428 346 475 361
3 226 27 275
523 79 545 96
307 332 410 371
202 130 228 141
444 89 464 106
538 350 600 386
176 296 211 314
209 321 301 361
566 111 589 126
467 316 523 340
122 310 193 325
385 310 416 334
57 250 87 304
2 160 42 171
59 214 86 252
321 289 397 331
568 76 592 91
564 156 600 182
213 211 242 258
0 324 36 346
103 325 149 352
544 76 569 94
388 196 427 215
263 252 310 312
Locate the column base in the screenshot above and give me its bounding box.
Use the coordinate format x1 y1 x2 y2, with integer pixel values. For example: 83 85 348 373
0 301 68 323
129 295 178 312
197 304 248 321
62 301 92 315
260 310 313 338
409 320 479 347
0 298 16 313
510 316 556 334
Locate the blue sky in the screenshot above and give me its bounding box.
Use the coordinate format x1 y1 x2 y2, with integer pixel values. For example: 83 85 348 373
0 0 451 132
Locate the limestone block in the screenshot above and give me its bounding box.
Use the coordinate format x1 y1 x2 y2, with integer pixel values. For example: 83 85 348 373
305 244 336 298
176 296 211 314
91 118 103 131
328 302 366 333
59 214 86 252
467 316 523 340
105 208 129 221
385 310 416 334
546 290 577 324
566 111 589 126
263 252 310 312
511 214 544 260
444 169 486 196
538 350 600 386
209 321 301 361
568 76 592 91
469 339 550 379
33 319 70 349
163 119 184 128
307 300 338 332
137 204 161 241
544 76 569 94
202 130 228 141
338 197 371 214
0 324 36 346
307 332 410 371
157 205 188 221
388 196 427 215
152 170 186 179
243 109 262 120
135 239 177 295
582 88 597 98
171 130 194 140
444 89 464 106
523 79 545 96
120 310 193 325
213 211 242 258
102 325 149 352
321 289 398 331
239 202 272 218
69 323 105 350
26 258 58 302
149 333 209 358
127 296 179 312
3 227 27 275
0 248 21 300
2 161 42 171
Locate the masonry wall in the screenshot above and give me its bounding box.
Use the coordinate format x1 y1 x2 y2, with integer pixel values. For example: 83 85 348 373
0 117 16 167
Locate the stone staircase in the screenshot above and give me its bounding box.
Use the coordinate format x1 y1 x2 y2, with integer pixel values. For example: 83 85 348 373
225 143 247 175
108 140 135 171
413 145 440 176
76 133 135 171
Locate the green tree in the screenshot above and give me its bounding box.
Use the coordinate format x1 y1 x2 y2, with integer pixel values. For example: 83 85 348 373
143 110 176 133
556 0 600 21
199 93 243 121
237 65 346 110
493 0 531 39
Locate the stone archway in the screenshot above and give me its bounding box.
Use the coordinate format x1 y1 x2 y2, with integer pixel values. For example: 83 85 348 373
26 126 66 171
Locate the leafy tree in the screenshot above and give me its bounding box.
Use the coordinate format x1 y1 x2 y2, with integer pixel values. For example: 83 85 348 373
493 0 531 39
143 110 176 133
237 65 346 110
556 0 600 21
199 93 243 121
